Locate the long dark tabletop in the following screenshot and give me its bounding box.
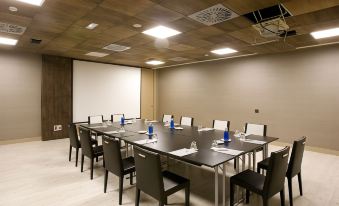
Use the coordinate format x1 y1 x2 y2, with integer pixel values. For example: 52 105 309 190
80 120 278 168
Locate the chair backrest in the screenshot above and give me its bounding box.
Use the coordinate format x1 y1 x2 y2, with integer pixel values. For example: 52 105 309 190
287 136 306 178
263 146 290 198
79 127 94 158
111 114 124 122
180 116 194 126
68 123 80 148
134 146 164 201
88 115 104 124
245 123 267 136
213 120 230 131
102 137 123 176
162 114 173 123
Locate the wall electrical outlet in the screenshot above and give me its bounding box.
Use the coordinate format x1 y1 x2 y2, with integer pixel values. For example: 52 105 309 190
53 125 62 131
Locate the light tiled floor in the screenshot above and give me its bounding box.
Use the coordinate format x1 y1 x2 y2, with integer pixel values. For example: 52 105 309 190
0 139 338 206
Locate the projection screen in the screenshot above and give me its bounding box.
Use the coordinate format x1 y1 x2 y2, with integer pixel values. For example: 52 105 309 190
73 60 141 122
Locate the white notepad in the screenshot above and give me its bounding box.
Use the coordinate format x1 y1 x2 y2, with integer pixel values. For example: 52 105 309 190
197 128 214 132
240 139 266 145
134 139 157 145
234 133 251 138
174 127 184 130
105 131 119 134
211 147 244 156
169 148 197 157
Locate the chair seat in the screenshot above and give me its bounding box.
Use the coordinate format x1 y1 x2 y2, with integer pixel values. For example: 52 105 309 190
257 157 270 170
93 145 104 156
230 169 265 195
122 156 135 173
163 171 189 196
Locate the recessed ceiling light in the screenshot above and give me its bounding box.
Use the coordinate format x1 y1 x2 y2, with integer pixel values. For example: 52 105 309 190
86 23 98 30
16 0 45 6
142 26 181 39
311 27 339 39
0 37 18 46
146 60 165 65
211 48 238 55
133 24 142 28
9 6 18 12
85 52 109 58
103 43 130 52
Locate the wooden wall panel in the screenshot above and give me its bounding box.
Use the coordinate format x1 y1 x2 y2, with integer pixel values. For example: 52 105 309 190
41 55 72 141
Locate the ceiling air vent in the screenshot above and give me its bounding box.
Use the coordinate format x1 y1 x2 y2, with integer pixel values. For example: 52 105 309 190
0 22 26 35
103 43 131 52
31 38 42 44
188 4 239 26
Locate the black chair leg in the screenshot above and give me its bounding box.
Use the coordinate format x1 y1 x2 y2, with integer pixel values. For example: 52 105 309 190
280 188 285 206
246 189 250 204
75 148 79 167
185 184 190 206
263 197 268 206
81 154 84 172
90 158 94 180
130 172 133 185
298 173 303 196
135 188 140 206
119 176 123 205
69 145 72 161
230 183 234 206
257 166 261 174
288 178 293 206
104 170 108 193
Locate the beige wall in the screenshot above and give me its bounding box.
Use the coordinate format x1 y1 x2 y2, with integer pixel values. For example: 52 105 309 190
157 44 339 151
0 50 42 141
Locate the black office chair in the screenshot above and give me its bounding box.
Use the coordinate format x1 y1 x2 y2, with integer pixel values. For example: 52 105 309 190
212 119 230 131
230 146 290 206
134 146 190 206
245 123 267 169
102 137 135 205
79 127 104 180
180 116 194 126
257 137 306 206
68 123 97 167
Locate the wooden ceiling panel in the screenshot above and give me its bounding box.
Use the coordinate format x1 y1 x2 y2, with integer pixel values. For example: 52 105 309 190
151 0 221 16
100 0 155 16
0 0 339 68
135 4 184 23
283 0 339 16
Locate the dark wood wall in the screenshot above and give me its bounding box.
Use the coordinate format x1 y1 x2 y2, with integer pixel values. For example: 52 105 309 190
41 55 72 141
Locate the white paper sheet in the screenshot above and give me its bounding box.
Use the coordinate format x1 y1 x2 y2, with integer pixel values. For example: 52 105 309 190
197 128 214 132
134 139 158 145
105 131 119 134
164 123 179 127
174 127 184 130
138 130 147 134
240 139 266 145
169 148 197 157
211 147 244 156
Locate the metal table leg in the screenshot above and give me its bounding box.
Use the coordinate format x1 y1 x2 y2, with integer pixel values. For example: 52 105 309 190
248 153 252 170
263 144 268 158
235 157 240 203
253 151 256 172
223 163 226 206
215 166 219 206
126 143 129 157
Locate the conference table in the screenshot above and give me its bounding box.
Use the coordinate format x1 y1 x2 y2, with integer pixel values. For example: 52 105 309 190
80 119 278 206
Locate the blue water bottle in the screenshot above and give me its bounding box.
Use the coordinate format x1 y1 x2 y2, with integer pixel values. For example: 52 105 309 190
148 123 153 138
120 116 125 125
223 129 229 141
170 118 175 129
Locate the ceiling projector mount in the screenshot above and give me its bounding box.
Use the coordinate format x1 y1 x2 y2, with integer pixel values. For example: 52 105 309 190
244 4 293 39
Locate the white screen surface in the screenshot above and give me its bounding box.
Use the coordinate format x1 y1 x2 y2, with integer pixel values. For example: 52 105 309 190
73 60 141 122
